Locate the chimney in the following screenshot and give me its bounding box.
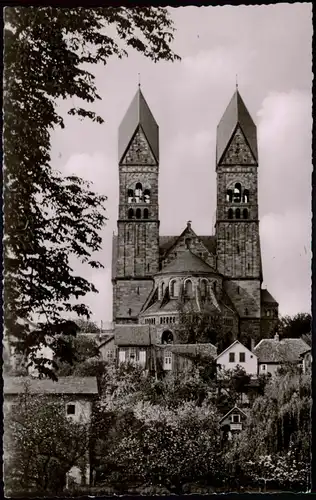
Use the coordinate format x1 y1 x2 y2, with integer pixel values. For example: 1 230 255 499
250 338 255 352
274 333 279 341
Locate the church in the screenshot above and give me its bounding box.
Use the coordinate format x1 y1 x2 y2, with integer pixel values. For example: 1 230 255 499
111 86 279 351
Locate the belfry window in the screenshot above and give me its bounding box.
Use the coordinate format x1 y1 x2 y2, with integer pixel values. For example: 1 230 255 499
226 189 233 202
234 183 242 203
228 208 233 219
243 189 249 203
127 189 134 203
144 208 149 219
161 282 165 297
136 208 141 219
135 183 143 202
243 209 249 219
128 208 134 219
236 208 241 219
201 279 208 298
144 189 151 204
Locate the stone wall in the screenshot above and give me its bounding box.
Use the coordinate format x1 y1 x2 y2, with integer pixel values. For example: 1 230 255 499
114 279 154 322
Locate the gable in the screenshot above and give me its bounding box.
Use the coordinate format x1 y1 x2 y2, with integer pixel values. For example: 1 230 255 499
121 126 157 165
161 226 216 270
216 340 256 361
219 125 257 166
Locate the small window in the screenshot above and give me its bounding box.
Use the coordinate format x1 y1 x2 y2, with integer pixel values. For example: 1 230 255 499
243 189 249 203
144 189 151 204
144 208 149 219
185 238 192 248
261 364 267 371
231 414 240 423
229 352 235 363
237 286 240 294
237 245 240 254
128 208 134 219
236 208 241 219
239 352 245 363
136 208 141 219
128 308 132 316
67 404 76 415
226 189 233 203
243 208 249 219
234 183 242 203
228 208 233 219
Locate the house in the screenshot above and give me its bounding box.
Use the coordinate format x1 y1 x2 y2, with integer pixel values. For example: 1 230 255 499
253 334 310 376
4 376 98 487
156 343 217 375
220 405 248 441
300 348 311 374
215 340 258 377
98 335 116 362
114 324 155 369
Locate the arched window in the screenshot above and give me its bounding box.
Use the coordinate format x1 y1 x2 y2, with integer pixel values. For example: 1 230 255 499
243 189 249 203
161 282 165 297
226 189 233 202
200 279 208 298
234 183 242 203
144 208 149 219
135 183 143 202
127 189 134 203
236 208 241 219
161 330 174 345
128 208 134 219
136 208 141 219
144 189 151 204
228 208 233 219
170 279 178 298
243 208 248 219
185 279 193 297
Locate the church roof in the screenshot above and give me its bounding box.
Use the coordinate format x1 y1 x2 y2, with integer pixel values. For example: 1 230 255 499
216 89 258 164
253 338 310 363
118 87 159 164
156 249 217 275
261 289 278 305
159 235 216 257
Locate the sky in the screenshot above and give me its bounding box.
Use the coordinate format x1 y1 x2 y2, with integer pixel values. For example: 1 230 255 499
50 3 312 327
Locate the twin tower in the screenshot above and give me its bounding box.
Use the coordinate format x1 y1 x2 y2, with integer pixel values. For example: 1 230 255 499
112 86 277 342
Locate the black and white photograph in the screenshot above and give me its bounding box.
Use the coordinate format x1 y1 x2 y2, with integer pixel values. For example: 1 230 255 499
3 3 313 496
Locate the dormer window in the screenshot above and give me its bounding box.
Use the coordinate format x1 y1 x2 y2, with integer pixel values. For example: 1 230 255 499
231 414 240 423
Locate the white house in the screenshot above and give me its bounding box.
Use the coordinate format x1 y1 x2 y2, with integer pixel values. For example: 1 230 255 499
215 340 258 377
254 335 310 376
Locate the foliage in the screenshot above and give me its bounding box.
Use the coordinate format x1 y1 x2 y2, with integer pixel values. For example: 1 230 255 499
4 6 179 378
56 335 100 376
4 384 90 494
75 319 101 333
106 400 222 493
278 313 311 339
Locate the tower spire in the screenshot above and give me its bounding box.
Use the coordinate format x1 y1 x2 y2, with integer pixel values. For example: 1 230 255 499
138 73 141 88
236 74 238 90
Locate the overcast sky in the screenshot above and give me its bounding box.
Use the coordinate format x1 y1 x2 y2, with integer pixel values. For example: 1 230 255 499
50 3 312 327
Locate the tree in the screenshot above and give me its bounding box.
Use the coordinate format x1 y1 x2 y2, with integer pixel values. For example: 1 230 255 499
4 7 179 378
75 319 101 333
106 400 222 493
278 313 311 339
4 384 90 495
56 335 100 376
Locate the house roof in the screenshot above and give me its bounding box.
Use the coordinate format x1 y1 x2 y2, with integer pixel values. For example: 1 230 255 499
158 343 217 358
118 87 159 164
215 340 256 361
114 325 155 346
253 338 310 363
216 89 258 164
4 376 98 395
220 405 248 423
261 289 278 305
156 249 217 275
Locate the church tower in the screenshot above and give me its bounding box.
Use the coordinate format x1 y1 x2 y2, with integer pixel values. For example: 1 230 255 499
112 87 160 324
215 88 263 343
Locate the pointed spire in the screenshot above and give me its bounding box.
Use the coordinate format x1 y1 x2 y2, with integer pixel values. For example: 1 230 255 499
216 88 258 165
118 86 159 164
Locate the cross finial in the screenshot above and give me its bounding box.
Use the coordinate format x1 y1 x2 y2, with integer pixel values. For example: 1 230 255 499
236 74 238 90
138 73 141 88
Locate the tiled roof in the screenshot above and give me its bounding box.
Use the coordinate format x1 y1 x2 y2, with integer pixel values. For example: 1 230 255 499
159 235 216 257
4 376 98 395
118 88 159 163
156 249 217 275
253 338 310 363
261 289 278 305
114 325 155 346
216 89 258 164
158 343 217 358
